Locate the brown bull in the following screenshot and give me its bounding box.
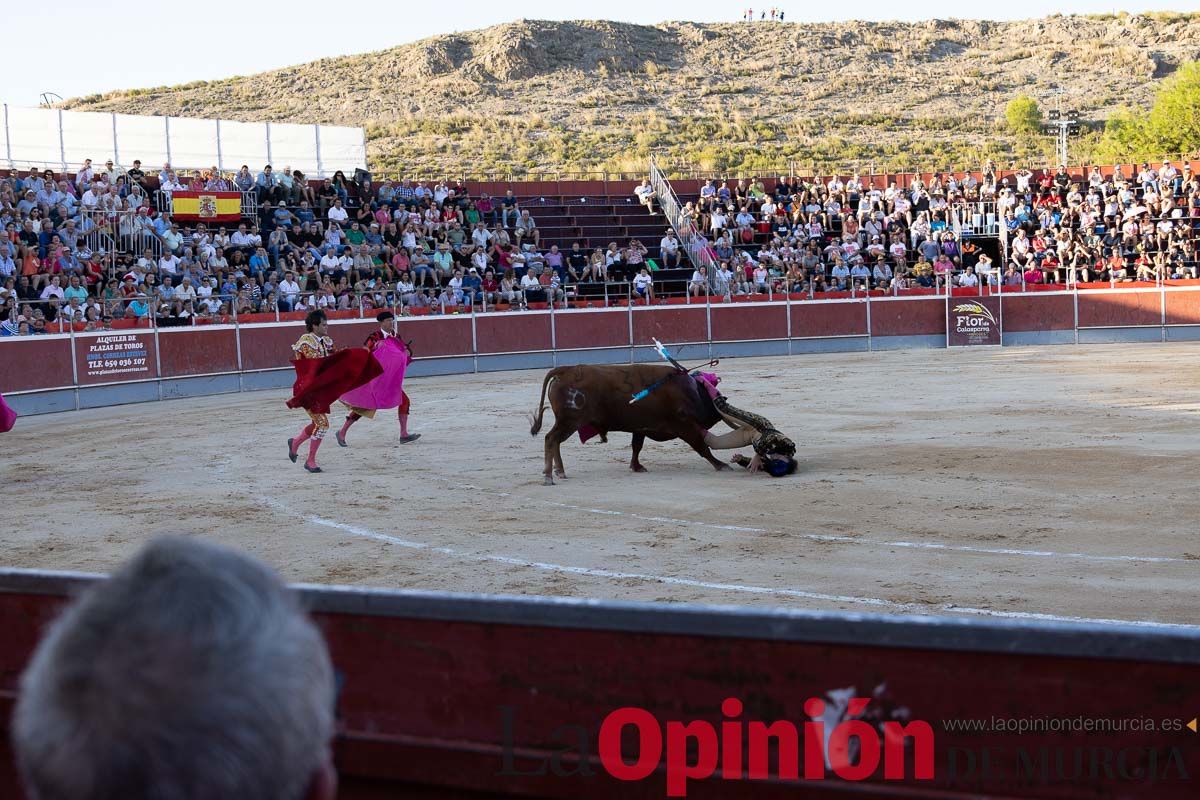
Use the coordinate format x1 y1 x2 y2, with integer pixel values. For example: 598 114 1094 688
529 364 728 485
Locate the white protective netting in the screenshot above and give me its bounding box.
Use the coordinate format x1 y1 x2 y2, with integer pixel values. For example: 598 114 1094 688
2 105 365 177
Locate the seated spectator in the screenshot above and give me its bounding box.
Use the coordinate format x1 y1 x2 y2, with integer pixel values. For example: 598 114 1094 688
689 266 710 297
632 267 655 303
12 536 336 800
634 179 657 214
513 210 539 248
520 267 544 305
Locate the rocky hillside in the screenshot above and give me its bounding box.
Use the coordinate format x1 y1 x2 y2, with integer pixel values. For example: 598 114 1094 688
64 13 1200 176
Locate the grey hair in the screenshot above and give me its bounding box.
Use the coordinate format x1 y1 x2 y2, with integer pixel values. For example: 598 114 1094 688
13 536 335 800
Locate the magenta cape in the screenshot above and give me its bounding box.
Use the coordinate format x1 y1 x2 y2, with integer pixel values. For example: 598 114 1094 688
287 348 383 415
0 393 15 433
339 337 410 410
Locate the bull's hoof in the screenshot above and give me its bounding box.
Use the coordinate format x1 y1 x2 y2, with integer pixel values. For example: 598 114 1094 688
712 462 730 471
554 471 568 479
631 463 647 473
543 476 555 486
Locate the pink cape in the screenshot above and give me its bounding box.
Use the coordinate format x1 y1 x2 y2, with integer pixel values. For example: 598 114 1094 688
339 337 410 410
0 393 15 433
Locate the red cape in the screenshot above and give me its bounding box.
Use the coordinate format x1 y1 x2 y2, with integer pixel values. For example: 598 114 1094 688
287 348 383 414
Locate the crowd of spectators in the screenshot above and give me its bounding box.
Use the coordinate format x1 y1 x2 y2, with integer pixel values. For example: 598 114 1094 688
0 158 689 335
3 156 1200 336
678 160 1200 296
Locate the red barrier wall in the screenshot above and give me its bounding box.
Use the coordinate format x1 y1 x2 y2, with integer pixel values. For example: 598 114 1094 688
869 297 944 337
1164 290 1200 326
552 310 629 351
9 291 1200 402
791 300 868 338
2 579 1197 800
157 328 239 378
631 307 707 346
1077 291 1162 328
0 339 73 392
1001 293 1075 332
711 303 787 341
476 312 552 354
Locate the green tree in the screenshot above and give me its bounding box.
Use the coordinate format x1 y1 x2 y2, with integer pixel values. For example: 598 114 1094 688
1093 107 1149 161
1005 95 1042 134
1146 61 1200 154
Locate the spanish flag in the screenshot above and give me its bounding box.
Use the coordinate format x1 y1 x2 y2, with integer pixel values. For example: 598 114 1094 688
171 191 241 223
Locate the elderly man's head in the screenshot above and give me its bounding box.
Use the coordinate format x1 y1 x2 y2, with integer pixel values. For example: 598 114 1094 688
13 536 337 800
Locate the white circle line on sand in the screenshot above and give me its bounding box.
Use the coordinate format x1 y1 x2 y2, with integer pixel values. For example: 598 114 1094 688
450 482 1191 565
261 497 1200 631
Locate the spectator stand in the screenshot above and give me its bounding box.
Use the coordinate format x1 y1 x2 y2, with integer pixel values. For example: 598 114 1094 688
4 158 1200 355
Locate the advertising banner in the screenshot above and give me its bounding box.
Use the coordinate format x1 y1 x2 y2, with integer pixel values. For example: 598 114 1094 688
947 296 1002 346
77 332 157 384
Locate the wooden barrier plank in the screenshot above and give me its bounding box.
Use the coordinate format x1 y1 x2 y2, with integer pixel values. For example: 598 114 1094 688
791 300 868 338
392 317 473 358
0 338 73 392
1000 293 1075 332
631 307 707 346
711 303 787 341
869 297 945 337
1077 291 1161 328
157 328 239 377
238 323 307 370
552 309 629 351
1164 289 1200 326
475 312 552 354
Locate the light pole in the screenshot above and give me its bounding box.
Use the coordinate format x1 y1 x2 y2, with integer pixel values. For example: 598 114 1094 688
1041 90 1081 166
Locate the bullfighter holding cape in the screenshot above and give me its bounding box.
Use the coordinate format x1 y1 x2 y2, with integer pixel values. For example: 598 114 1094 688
286 310 382 473
335 311 421 447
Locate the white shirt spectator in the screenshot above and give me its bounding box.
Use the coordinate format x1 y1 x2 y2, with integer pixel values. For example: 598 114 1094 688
279 278 301 302
159 255 181 276
175 282 198 304
328 205 348 223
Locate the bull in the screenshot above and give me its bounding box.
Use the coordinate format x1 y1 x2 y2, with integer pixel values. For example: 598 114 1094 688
529 364 729 485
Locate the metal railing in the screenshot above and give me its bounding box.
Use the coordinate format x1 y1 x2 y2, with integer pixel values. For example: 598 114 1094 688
650 154 717 280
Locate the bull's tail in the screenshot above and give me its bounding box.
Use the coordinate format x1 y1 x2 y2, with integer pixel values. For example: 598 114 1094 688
529 368 565 436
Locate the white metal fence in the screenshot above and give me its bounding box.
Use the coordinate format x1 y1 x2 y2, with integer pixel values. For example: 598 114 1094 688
0 105 366 177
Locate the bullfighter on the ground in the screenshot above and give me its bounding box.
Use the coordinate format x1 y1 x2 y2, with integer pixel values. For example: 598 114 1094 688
286 310 382 473
702 392 797 476
335 311 421 447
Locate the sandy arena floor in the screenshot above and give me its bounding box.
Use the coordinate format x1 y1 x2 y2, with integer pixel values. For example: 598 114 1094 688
4 343 1199 629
